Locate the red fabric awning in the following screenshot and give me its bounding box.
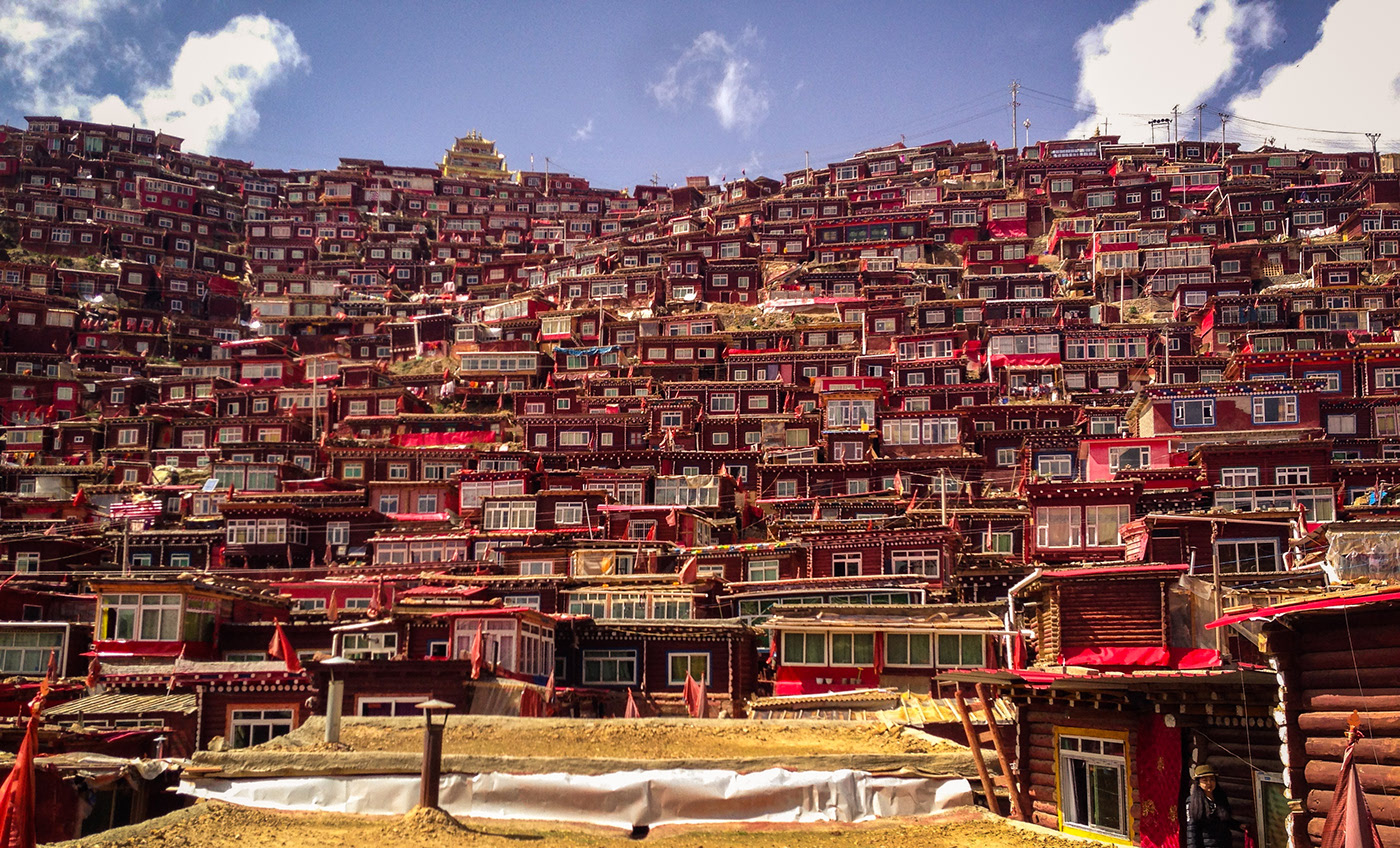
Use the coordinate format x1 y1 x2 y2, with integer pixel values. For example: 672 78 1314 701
1207 588 1400 629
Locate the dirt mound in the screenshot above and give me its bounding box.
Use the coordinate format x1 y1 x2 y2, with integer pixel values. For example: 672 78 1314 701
276 717 962 760
52 801 1094 848
388 805 473 840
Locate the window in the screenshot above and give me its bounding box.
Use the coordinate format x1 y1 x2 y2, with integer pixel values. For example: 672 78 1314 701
14 552 40 574
936 633 984 668
831 552 862 577
1036 506 1082 548
668 652 710 684
582 649 636 684
1058 733 1128 838
1108 446 1149 473
230 708 295 749
1216 539 1281 573
996 447 1019 467
888 550 939 576
341 631 398 660
747 559 780 582
830 633 876 666
483 501 536 530
1275 466 1311 485
782 632 827 665
0 629 64 674
326 522 350 546
1172 399 1215 427
1252 395 1297 425
1037 455 1074 479
554 502 585 525
1216 465 1259 487
1086 505 1131 546
884 632 932 666
1327 414 1357 435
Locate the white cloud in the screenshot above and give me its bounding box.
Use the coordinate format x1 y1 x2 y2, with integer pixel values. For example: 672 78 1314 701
0 5 306 155
1228 0 1400 151
572 118 595 142
0 0 138 115
1069 0 1278 138
648 27 770 133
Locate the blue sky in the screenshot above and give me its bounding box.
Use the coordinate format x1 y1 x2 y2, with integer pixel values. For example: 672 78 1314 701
1 1 1394 190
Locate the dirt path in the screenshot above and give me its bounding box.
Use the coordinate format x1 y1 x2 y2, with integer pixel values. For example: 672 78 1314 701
52 801 1094 848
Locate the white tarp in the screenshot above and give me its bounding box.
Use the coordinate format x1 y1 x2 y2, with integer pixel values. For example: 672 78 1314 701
181 768 972 828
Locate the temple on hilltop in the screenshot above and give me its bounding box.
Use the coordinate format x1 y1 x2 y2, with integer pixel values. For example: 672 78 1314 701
439 130 509 180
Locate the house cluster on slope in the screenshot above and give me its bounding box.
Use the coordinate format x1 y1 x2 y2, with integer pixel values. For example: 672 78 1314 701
0 116 1399 845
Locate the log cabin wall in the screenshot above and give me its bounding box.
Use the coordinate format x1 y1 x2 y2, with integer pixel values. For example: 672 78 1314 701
1037 576 1171 662
1188 713 1286 848
1021 702 1143 840
1264 604 1400 848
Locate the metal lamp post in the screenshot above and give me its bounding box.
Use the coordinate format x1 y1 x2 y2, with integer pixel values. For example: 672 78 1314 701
321 656 353 745
415 698 455 809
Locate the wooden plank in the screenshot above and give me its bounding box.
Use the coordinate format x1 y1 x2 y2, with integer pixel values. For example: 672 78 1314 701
1306 816 1400 847
1297 711 1400 735
955 687 1001 816
978 682 1026 821
1298 646 1400 672
1305 737 1400 766
1306 786 1400 827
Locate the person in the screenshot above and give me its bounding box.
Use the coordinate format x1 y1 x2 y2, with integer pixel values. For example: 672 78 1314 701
1185 764 1236 848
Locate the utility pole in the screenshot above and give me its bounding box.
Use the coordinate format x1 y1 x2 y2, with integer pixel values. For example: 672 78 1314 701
1218 112 1230 158
1195 103 1207 145
939 468 948 527
1009 80 1021 152
1171 104 1180 146
1366 133 1381 169
1148 118 1170 144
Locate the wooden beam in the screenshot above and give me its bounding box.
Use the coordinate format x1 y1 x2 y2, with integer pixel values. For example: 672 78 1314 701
955 686 1001 816
977 682 1027 821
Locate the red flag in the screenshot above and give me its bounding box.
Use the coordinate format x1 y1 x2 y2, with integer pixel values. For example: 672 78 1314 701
71 488 88 508
811 500 820 520
1320 718 1384 848
679 556 698 583
665 509 678 527
624 688 641 718
535 455 545 474
167 644 185 694
268 622 303 673
646 523 657 541
470 621 485 680
0 711 38 848
544 669 556 708
519 687 542 718
683 670 707 719
496 391 505 410
85 655 101 690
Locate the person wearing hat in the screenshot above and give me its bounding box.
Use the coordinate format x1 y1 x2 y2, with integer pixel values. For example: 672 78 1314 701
1185 763 1237 848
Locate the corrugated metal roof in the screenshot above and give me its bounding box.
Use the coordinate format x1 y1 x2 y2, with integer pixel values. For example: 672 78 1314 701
46 692 197 717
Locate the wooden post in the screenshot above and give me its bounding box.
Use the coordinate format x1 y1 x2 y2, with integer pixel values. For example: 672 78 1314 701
955 686 1001 815
419 711 444 809
977 682 1026 821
